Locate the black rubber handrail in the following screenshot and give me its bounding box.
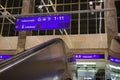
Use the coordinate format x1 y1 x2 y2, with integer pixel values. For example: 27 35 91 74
0 38 65 69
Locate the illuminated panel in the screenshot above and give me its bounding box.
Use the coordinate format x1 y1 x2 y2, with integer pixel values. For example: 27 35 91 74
108 55 120 63
73 54 104 59
14 14 70 30
68 54 104 62
0 55 12 59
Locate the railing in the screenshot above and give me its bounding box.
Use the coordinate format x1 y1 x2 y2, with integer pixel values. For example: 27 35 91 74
0 38 72 80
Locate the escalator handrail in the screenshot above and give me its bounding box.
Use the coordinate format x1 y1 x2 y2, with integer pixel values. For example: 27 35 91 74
0 38 66 68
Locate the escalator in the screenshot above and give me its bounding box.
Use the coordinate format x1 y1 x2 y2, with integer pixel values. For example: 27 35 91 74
0 38 71 80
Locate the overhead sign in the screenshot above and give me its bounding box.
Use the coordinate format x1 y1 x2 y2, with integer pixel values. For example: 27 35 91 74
108 55 120 63
73 54 104 59
68 54 104 62
0 55 13 59
14 14 70 30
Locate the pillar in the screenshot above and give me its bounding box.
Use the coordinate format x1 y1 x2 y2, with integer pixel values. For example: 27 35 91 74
104 0 118 48
104 1 118 79
16 0 34 53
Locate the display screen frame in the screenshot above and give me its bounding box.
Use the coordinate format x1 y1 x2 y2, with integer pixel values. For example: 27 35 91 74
14 14 70 30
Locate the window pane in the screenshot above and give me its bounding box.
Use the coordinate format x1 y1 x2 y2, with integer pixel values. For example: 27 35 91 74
12 9 19 14
39 30 45 35
64 0 71 3
72 4 78 11
89 19 96 34
117 18 120 33
14 1 20 7
1 0 6 7
71 21 78 34
0 18 3 23
0 24 2 33
15 31 19 36
2 24 9 36
47 30 53 35
48 7 54 12
80 13 87 19
55 30 61 35
32 31 39 36
80 0 87 2
64 5 70 11
9 24 15 36
51 0 55 4
57 0 63 4
80 20 87 34
101 19 105 33
96 19 105 33
35 0 40 5
89 13 96 19
115 1 120 16
96 12 104 18
42 7 47 13
80 4 87 10
71 14 78 20
72 0 79 3
66 29 70 34
57 6 63 12
7 0 13 7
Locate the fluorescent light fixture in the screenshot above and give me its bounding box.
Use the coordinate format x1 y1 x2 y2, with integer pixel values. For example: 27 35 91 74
84 77 92 80
76 62 96 65
53 76 59 80
38 5 43 9
89 1 93 5
110 72 120 77
99 0 104 2
109 64 120 70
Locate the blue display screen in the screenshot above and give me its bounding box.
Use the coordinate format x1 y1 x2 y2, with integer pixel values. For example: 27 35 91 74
14 14 70 30
73 54 104 59
68 54 104 62
108 55 120 63
0 55 13 59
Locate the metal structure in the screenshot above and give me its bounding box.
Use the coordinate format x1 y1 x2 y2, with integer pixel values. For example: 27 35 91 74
0 4 15 24
0 0 117 36
0 8 115 18
0 38 72 80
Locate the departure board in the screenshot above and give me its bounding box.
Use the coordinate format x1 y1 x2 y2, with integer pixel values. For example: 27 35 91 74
14 14 70 30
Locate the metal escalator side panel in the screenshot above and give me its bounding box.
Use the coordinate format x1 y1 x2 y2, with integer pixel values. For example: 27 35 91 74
0 38 70 80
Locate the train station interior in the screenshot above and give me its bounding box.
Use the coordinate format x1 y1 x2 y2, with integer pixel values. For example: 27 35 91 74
0 0 120 80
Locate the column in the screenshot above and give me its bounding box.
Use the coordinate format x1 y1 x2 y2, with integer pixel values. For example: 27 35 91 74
104 0 118 48
104 1 119 79
16 0 34 53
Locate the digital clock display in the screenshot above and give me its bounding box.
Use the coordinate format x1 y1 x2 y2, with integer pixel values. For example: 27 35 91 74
14 14 70 30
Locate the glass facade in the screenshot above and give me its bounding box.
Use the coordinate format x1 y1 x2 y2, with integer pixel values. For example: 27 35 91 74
0 0 22 36
0 0 119 36
115 0 120 32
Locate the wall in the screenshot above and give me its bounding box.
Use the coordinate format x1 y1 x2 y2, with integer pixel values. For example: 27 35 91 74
0 34 108 51
26 34 107 49
0 36 18 50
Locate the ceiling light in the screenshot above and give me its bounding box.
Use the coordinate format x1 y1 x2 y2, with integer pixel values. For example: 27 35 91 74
76 62 96 65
